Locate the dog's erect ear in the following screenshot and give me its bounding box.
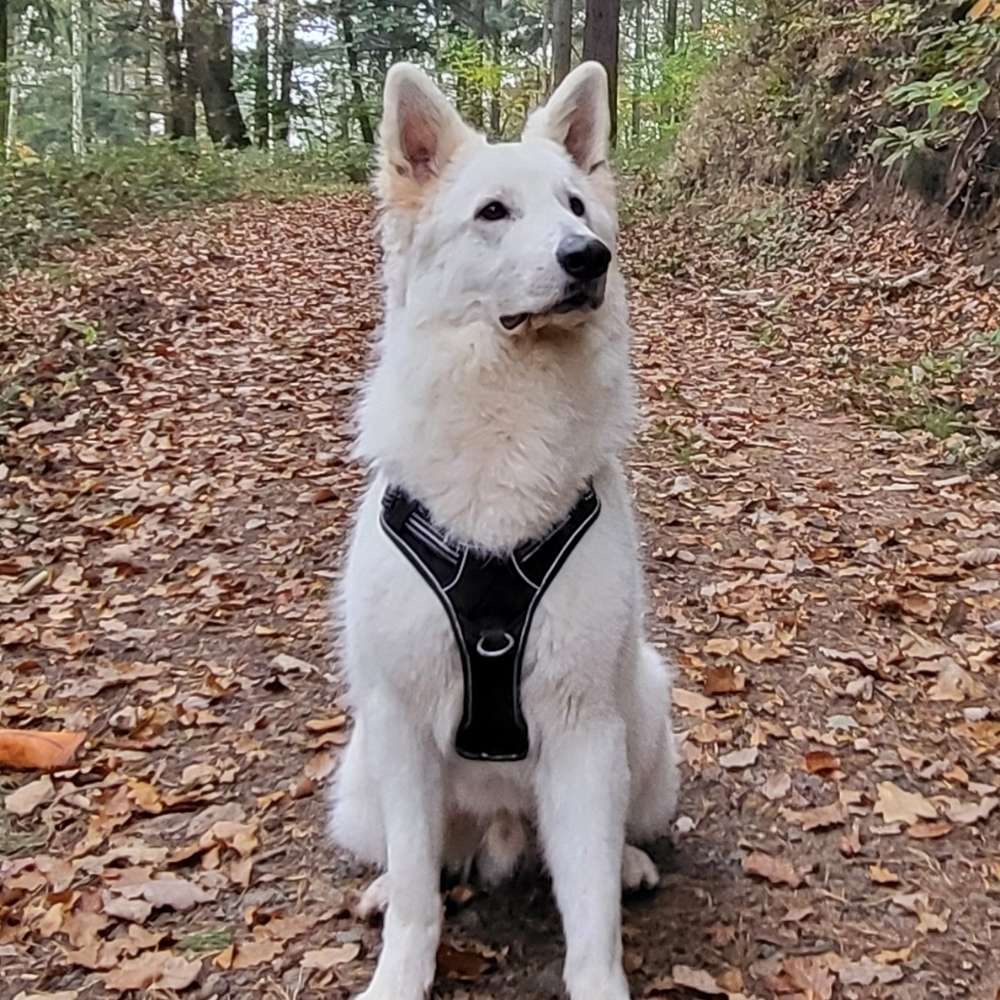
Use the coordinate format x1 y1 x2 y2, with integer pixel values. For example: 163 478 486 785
378 63 476 207
523 62 610 172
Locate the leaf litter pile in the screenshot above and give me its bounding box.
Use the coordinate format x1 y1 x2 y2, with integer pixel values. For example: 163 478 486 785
2 187 999 999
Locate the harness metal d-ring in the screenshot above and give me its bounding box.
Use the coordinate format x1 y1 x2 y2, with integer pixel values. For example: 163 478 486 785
476 630 515 658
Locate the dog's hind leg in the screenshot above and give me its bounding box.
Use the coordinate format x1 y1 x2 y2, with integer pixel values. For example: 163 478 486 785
626 643 680 844
329 719 386 868
475 810 528 886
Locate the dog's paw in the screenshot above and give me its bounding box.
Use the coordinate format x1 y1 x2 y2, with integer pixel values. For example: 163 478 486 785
621 844 659 893
357 874 390 921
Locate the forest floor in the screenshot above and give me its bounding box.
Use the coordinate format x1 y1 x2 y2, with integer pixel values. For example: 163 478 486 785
2 186 1000 1000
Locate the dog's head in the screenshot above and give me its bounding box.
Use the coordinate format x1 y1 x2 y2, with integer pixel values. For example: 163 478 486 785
376 61 618 335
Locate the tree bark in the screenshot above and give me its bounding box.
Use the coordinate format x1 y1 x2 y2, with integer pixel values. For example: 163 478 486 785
159 0 196 138
0 0 9 159
489 0 501 135
69 0 85 155
630 0 643 141
665 0 678 52
254 0 269 147
583 0 620 144
339 7 373 143
140 0 153 137
274 0 296 144
690 0 703 32
185 0 249 148
552 0 572 87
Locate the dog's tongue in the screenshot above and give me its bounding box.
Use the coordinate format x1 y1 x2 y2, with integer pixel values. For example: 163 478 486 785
500 313 530 331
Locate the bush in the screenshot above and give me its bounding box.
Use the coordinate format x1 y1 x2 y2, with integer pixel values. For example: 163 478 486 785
0 141 365 275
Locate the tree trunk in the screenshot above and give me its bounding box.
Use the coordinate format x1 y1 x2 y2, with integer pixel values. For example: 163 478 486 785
140 0 152 138
630 0 643 142
159 0 196 138
665 0 678 52
583 0 620 144
274 0 296 144
541 0 552 93
489 0 501 135
690 0 703 32
254 0 269 147
0 0 9 159
339 7 373 143
69 0 85 155
552 0 572 87
467 0 485 128
186 0 249 148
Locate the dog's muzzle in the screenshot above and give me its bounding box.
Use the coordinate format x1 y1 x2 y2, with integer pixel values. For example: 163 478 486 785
499 275 607 332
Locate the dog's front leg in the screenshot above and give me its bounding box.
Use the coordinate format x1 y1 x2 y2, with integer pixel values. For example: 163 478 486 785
357 697 444 1000
536 718 631 1000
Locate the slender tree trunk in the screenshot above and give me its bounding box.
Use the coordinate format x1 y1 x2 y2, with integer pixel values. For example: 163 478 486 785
274 0 296 144
489 0 501 135
630 0 643 141
186 0 249 147
4 2 20 157
552 0 572 87
254 0 270 147
140 0 152 137
583 0 620 144
540 0 552 93
690 0 703 32
339 7 373 143
160 0 196 138
0 0 9 159
665 0 678 52
69 0 85 155
467 0 485 128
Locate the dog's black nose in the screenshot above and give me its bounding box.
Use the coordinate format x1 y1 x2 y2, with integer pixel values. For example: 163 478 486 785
556 235 611 281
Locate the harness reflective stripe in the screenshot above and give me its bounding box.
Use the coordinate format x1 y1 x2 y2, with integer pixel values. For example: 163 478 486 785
379 484 601 762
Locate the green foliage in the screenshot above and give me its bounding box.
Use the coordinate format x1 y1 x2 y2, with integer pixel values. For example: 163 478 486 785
0 142 359 275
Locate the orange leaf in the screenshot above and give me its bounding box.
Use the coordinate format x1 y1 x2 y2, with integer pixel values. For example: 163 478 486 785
0 729 85 771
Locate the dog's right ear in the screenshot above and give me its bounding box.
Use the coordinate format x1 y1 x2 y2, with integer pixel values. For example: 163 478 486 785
377 63 477 210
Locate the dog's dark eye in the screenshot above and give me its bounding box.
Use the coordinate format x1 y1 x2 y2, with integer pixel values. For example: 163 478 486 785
477 200 510 222
569 196 586 217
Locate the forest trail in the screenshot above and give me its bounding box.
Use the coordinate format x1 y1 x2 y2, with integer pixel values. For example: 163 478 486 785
2 191 1000 1000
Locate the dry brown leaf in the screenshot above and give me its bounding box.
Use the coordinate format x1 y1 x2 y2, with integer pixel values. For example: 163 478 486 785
301 943 361 969
838 958 904 986
672 687 716 716
670 964 727 995
803 750 840 776
5 775 56 817
116 876 216 912
868 864 900 885
875 781 938 826
762 771 792 801
703 665 746 695
437 942 497 981
103 952 201 992
783 954 835 999
743 850 805 888
719 747 758 770
784 802 845 831
0 730 84 771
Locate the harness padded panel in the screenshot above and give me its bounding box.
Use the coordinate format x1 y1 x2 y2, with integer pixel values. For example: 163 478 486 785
380 484 601 761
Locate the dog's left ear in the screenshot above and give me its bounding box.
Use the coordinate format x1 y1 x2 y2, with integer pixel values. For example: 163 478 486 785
523 62 610 173
378 63 478 209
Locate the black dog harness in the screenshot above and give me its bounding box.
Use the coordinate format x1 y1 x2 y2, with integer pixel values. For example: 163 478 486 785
380 484 601 762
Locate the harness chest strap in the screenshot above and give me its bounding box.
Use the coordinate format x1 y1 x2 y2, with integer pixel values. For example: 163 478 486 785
379 484 601 762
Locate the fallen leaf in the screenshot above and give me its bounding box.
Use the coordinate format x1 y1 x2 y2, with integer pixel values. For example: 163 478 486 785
302 943 361 969
719 747 758 770
673 688 716 716
743 850 805 888
5 775 55 817
703 665 746 695
437 942 497 981
868 864 900 885
838 958 904 986
784 802 845 831
670 964 727 995
875 781 938 826
762 772 792 801
803 750 840 775
104 953 201 992
0 730 85 770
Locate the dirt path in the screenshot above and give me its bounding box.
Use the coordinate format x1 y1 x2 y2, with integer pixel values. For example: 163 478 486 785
2 192 999 1000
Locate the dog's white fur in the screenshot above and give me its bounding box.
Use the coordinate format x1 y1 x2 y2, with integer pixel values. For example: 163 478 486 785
331 61 679 1000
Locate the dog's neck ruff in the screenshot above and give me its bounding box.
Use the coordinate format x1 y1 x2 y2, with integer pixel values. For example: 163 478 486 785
380 482 601 761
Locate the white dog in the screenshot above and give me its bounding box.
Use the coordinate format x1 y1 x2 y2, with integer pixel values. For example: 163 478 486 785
331 60 679 1000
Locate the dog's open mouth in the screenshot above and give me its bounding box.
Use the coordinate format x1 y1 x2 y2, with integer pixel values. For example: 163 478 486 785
500 280 605 332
